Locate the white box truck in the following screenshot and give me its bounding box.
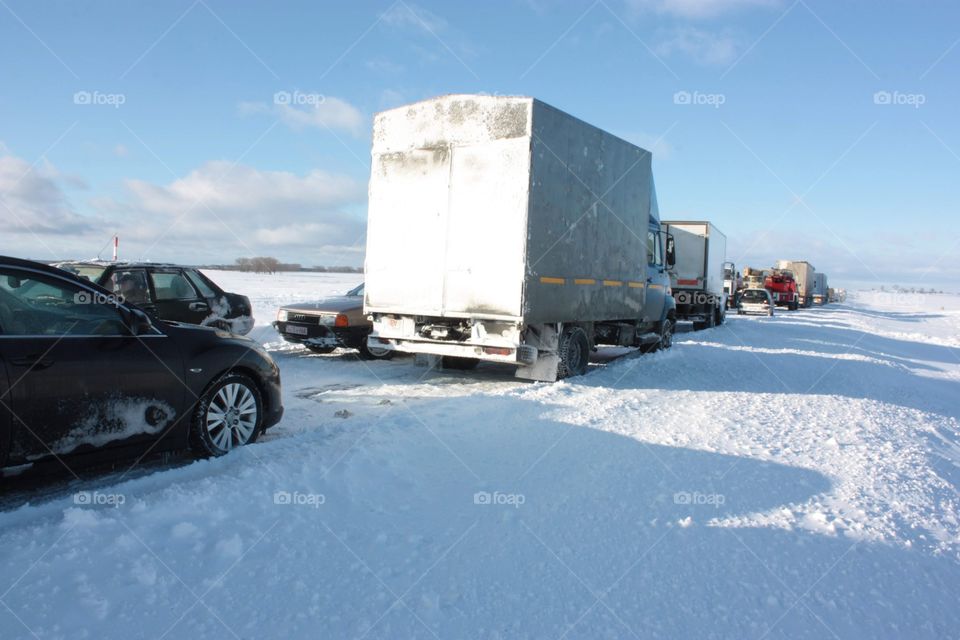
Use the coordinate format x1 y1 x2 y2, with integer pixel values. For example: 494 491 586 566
776 260 816 307
661 221 728 330
363 95 677 381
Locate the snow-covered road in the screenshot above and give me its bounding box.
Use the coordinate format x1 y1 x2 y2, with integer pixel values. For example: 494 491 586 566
2 272 958 639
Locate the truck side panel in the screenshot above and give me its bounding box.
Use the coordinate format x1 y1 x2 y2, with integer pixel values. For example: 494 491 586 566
522 100 650 324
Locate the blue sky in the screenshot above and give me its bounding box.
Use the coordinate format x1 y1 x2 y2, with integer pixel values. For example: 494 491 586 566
1 0 958 289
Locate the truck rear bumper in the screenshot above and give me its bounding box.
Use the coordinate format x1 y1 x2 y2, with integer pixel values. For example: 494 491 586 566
368 335 534 365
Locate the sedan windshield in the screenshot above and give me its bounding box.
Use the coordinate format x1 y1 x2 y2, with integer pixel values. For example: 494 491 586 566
741 291 768 302
346 283 364 297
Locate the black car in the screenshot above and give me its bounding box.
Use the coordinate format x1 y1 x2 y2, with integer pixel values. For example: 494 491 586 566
0 256 282 471
55 261 254 335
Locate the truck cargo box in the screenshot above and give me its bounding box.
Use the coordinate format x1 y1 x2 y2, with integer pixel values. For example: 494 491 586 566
661 221 726 296
776 260 816 306
364 95 656 325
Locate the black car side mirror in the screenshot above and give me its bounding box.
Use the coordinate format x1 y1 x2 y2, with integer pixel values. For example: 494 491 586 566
122 307 154 335
665 234 676 268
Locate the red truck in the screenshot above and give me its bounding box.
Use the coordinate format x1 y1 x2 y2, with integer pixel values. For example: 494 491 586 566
764 269 799 310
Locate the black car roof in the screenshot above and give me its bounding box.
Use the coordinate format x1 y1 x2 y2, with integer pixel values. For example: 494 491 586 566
56 260 188 269
1 256 116 294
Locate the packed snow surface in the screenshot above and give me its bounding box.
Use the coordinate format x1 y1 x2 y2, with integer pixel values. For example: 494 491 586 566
1 272 958 639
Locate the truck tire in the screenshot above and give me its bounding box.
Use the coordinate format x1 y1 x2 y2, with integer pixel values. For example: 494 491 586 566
658 317 675 351
441 356 479 370
359 340 394 360
557 326 590 379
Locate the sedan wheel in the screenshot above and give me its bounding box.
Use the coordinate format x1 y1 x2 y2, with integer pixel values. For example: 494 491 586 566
191 373 263 456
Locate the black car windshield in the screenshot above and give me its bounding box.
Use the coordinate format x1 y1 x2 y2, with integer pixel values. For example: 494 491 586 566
742 290 768 302
346 283 364 297
59 264 108 282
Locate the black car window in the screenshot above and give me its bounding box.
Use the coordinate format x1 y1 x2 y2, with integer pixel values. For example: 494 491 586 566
112 269 151 305
0 268 127 336
186 270 218 298
151 271 198 300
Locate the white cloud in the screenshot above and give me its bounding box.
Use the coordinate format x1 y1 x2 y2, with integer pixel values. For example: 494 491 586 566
2 152 369 265
654 27 740 65
113 144 129 158
381 3 449 34
627 0 780 19
239 96 366 136
0 153 93 235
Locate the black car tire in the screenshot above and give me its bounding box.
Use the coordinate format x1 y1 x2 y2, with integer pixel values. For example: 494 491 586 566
557 326 590 379
190 372 263 457
358 339 394 360
306 345 337 354
441 356 480 370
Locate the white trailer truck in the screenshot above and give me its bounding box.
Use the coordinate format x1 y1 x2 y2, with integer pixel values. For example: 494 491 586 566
812 272 828 305
661 221 728 330
776 260 816 307
363 95 677 381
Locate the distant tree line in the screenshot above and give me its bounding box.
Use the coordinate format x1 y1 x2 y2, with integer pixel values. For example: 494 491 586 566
197 257 363 274
234 257 298 273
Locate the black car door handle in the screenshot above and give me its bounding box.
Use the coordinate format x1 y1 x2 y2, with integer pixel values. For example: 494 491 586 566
189 302 209 312
10 355 54 370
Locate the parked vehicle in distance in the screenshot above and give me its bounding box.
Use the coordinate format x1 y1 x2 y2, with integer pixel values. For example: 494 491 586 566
364 95 676 381
0 256 283 471
812 272 829 305
55 261 254 335
738 288 775 316
662 221 727 330
273 283 393 359
764 268 800 310
776 260 816 308
723 261 740 309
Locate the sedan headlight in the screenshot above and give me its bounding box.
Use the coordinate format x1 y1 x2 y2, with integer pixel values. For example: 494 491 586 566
320 315 337 325
277 309 288 322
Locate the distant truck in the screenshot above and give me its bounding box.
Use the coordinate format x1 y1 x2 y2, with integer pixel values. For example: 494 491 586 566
812 272 829 305
776 260 816 307
661 221 728 330
723 261 740 309
743 267 768 290
764 268 799 310
364 95 677 381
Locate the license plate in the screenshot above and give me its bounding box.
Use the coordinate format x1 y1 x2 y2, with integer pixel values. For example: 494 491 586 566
286 324 309 336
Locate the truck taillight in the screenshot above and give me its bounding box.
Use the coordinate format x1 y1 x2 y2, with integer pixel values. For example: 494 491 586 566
335 314 349 327
483 346 512 356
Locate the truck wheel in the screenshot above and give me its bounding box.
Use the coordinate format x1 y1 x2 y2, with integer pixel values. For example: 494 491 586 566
557 326 590 379
658 318 675 350
441 356 479 370
359 340 394 360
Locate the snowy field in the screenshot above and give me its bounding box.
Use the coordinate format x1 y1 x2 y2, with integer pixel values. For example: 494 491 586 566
2 270 959 639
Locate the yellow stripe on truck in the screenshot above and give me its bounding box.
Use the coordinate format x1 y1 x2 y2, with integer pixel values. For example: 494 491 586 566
539 276 566 285
628 281 645 288
603 280 622 287
573 278 596 285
